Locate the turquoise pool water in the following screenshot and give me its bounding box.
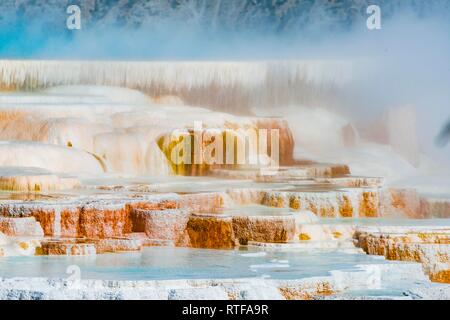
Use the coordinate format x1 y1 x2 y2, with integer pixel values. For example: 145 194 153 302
0 246 393 281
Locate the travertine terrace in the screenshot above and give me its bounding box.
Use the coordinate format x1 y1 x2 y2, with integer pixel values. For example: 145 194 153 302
0 60 449 300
